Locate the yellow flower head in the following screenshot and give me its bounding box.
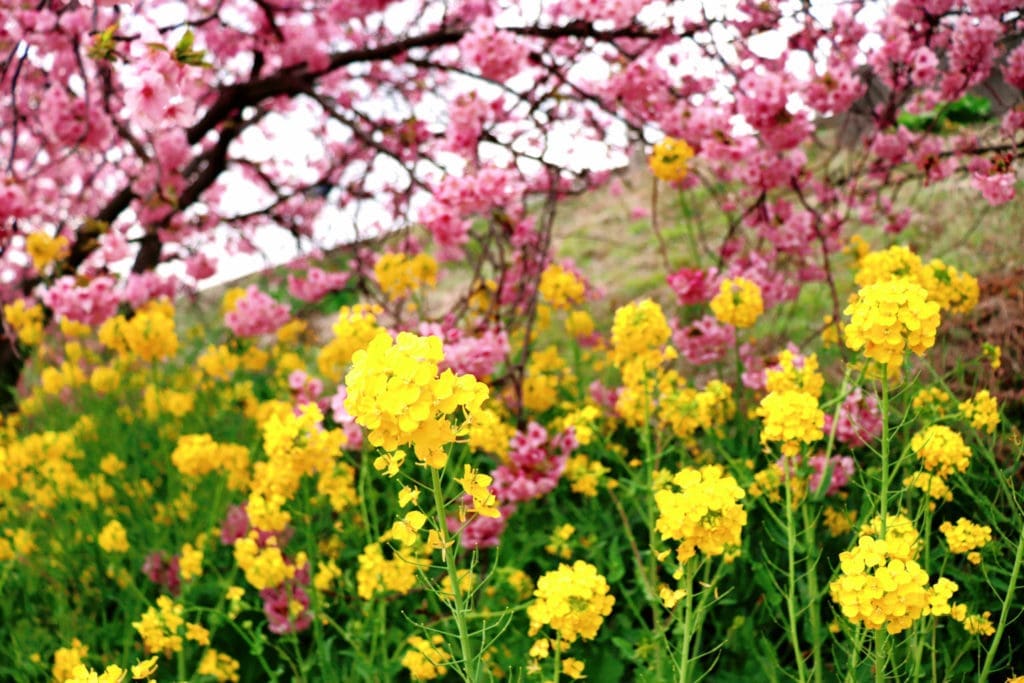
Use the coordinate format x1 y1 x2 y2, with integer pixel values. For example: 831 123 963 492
26 231 70 271
939 518 992 562
654 465 747 564
99 307 179 362
756 390 824 457
527 560 615 643
910 425 972 479
197 650 240 682
843 278 940 367
401 634 451 681
854 245 923 288
344 331 489 470
454 464 501 518
610 299 672 369
829 534 956 634
3 299 45 345
765 348 824 398
959 390 999 434
649 136 695 183
982 342 1001 370
538 263 587 310
918 259 979 314
97 520 130 553
356 541 424 599
565 309 595 339
315 304 385 383
709 277 763 329
52 638 90 682
131 656 159 679
62 664 126 683
374 252 438 301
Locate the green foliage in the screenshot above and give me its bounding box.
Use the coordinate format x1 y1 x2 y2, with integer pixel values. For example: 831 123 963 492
897 95 993 132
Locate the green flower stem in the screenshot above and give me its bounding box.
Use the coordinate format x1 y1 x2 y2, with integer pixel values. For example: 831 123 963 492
733 339 744 400
676 560 719 683
910 497 935 681
676 191 704 267
844 626 866 683
878 367 890 535
692 561 712 669
799 503 824 683
813 370 850 500
429 466 478 682
552 632 562 683
874 630 889 683
571 339 585 399
608 487 657 602
784 476 809 683
676 561 701 683
299 490 335 682
874 366 892 683
637 371 670 678
358 449 377 546
979 518 1024 680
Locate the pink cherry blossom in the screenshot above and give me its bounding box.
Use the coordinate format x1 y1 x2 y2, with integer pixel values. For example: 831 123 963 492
224 286 291 338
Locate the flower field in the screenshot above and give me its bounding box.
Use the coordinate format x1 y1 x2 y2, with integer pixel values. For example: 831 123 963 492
6 0 1024 680
2 196 1022 683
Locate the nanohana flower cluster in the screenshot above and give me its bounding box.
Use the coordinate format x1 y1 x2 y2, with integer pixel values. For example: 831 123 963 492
709 277 764 329
0 209 1012 683
648 136 695 183
655 465 747 565
910 425 972 479
830 516 957 635
843 277 941 367
756 390 825 457
527 560 615 643
854 245 980 315
344 331 489 469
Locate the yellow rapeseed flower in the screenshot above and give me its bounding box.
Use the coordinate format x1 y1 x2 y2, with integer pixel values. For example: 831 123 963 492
843 278 940 367
97 520 129 553
655 465 747 564
709 277 763 329
197 650 240 682
610 299 672 367
374 252 438 301
52 638 90 682
765 349 824 398
62 664 126 683
854 245 923 288
959 390 999 434
25 231 70 271
940 518 992 564
3 299 45 345
756 390 824 457
829 534 956 634
527 561 615 643
910 425 972 479
454 464 500 518
131 656 159 679
401 634 451 681
538 263 586 310
649 136 695 183
344 331 488 470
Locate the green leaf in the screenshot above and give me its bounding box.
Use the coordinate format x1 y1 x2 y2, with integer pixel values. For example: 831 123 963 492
87 23 121 62
898 94 993 132
174 28 211 67
945 93 992 123
896 110 937 132
752 563 783 608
